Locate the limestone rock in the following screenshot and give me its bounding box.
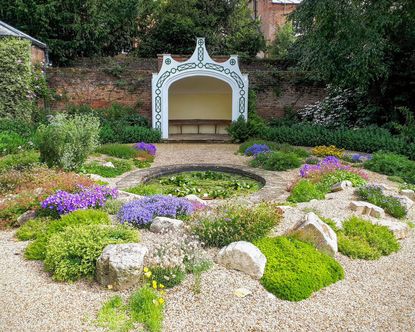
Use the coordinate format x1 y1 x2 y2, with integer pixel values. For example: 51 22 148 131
102 161 115 168
185 194 208 206
350 201 385 218
396 195 413 211
373 220 410 239
116 190 143 203
96 243 148 290
331 181 353 192
401 189 415 201
290 212 338 256
16 210 37 226
216 241 266 279
150 216 183 233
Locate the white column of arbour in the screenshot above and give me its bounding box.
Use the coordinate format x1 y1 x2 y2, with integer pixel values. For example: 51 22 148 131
152 37 249 139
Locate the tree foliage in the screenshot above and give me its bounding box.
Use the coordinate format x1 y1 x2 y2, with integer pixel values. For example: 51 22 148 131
135 0 265 58
291 0 415 121
0 0 140 65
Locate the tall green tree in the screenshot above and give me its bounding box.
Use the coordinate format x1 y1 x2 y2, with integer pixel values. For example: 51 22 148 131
136 0 265 58
291 0 415 122
0 0 140 65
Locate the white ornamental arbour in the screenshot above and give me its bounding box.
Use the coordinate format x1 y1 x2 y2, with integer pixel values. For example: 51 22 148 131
152 37 249 139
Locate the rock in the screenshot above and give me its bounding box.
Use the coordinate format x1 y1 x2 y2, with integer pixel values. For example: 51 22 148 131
373 220 410 239
216 241 266 279
89 174 107 182
396 195 413 210
102 161 115 168
96 243 148 291
16 210 37 226
331 181 353 192
116 190 143 203
401 189 415 201
33 187 45 196
150 216 183 233
276 205 293 213
372 183 392 191
185 194 208 206
350 201 385 218
290 212 338 256
233 288 252 298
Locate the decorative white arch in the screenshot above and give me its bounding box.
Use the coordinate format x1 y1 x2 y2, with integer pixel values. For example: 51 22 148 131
152 37 249 139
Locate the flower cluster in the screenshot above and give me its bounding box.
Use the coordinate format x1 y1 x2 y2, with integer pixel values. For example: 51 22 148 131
143 267 165 305
350 153 372 163
311 145 344 158
300 156 368 180
244 144 270 156
117 195 194 226
134 142 157 156
41 185 118 215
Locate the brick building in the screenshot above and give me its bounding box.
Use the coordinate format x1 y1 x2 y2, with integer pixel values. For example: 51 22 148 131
249 0 302 42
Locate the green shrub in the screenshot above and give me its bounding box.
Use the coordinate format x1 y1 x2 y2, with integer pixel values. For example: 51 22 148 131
255 236 344 301
96 144 138 159
0 151 40 173
0 118 36 138
15 217 50 241
227 116 261 143
150 266 186 289
44 224 139 281
0 132 27 156
36 113 100 170
288 179 325 203
338 216 400 259
365 152 415 184
316 170 367 193
23 209 111 260
95 296 132 332
250 151 302 171
192 203 281 247
120 126 161 144
101 199 124 215
387 175 405 183
356 185 407 218
82 159 134 178
126 184 163 196
129 286 164 332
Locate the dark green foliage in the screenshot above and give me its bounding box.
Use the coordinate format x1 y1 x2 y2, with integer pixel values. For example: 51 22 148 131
0 151 40 173
261 124 415 160
227 116 261 143
365 152 415 184
96 144 138 159
255 236 344 301
44 224 139 281
0 118 36 138
119 126 161 144
337 216 400 260
83 159 134 178
250 151 302 171
151 266 186 288
356 185 407 218
0 132 26 156
288 179 325 203
193 203 280 247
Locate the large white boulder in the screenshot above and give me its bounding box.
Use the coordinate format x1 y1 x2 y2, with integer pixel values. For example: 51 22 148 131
290 212 338 256
150 216 183 233
185 194 208 206
350 201 385 218
331 180 353 192
216 241 266 279
401 189 415 201
96 243 148 290
373 220 410 239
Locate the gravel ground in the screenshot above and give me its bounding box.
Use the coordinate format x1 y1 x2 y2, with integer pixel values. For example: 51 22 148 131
2 144 415 331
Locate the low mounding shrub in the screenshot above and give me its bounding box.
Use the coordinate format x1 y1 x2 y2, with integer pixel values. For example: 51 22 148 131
192 203 281 247
44 224 139 281
288 179 325 203
244 144 270 156
334 216 400 260
96 144 138 159
15 217 50 241
0 132 27 156
255 236 344 301
356 185 407 218
117 195 194 226
36 113 100 170
364 152 415 184
316 170 367 193
134 142 157 156
250 151 302 171
41 186 118 216
0 151 40 173
227 116 263 143
120 126 161 144
82 159 134 178
311 145 344 158
150 266 186 289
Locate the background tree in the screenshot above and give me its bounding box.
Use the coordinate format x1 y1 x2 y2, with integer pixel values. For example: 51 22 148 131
290 0 415 124
269 22 296 60
135 0 265 58
0 0 140 65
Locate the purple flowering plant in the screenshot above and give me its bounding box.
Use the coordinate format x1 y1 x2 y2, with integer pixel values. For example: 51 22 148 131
300 156 368 180
41 185 118 215
134 142 157 156
244 144 270 156
117 195 195 226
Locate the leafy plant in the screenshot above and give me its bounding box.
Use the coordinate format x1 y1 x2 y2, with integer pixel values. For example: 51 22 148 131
82 159 134 178
0 151 40 173
254 236 344 301
316 170 366 193
96 296 132 332
0 132 27 156
192 203 281 247
96 144 138 159
250 151 302 171
288 179 325 203
150 266 186 289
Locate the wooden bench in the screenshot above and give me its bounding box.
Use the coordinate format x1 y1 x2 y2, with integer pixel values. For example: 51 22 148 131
169 119 232 134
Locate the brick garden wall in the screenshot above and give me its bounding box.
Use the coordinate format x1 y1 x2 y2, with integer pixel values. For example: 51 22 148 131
47 55 325 121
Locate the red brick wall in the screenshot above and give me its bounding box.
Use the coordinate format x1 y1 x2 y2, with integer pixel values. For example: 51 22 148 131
47 55 324 122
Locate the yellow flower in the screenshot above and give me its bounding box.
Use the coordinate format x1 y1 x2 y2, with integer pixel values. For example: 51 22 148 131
144 267 149 273
159 283 165 289
159 290 165 295
158 298 165 305
152 280 157 289
144 271 152 278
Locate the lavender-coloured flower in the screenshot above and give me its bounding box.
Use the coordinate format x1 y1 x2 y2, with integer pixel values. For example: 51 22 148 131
244 144 270 156
117 195 194 226
134 142 157 156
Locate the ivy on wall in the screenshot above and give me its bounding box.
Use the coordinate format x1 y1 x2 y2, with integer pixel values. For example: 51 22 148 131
0 37 33 120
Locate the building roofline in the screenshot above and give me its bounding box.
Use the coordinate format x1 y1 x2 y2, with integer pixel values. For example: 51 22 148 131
0 20 47 49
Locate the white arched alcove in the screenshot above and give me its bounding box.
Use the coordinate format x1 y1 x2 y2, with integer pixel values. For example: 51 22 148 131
152 38 249 139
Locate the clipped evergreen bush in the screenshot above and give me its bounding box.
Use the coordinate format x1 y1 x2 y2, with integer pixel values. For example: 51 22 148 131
250 151 302 171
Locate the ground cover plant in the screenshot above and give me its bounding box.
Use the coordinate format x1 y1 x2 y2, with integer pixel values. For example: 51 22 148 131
287 179 325 203
117 195 194 227
192 203 281 247
127 171 261 199
254 236 344 301
82 159 134 178
250 151 303 171
96 144 139 159
240 140 310 159
0 131 28 156
134 142 157 156
356 185 407 218
324 216 400 260
0 151 40 173
311 145 344 158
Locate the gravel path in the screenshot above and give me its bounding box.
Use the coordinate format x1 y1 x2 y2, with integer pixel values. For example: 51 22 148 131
1 143 415 331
